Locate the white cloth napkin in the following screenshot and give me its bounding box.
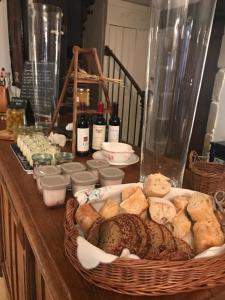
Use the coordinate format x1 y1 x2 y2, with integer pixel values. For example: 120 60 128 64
48 132 66 147
77 236 139 269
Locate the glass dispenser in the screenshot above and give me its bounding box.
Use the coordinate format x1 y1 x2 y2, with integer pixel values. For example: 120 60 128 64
27 4 62 128
140 0 217 186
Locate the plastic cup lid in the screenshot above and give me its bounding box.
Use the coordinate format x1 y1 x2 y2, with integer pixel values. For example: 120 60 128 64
35 165 61 177
86 159 110 170
40 175 70 190
99 167 125 180
60 162 86 174
70 171 98 185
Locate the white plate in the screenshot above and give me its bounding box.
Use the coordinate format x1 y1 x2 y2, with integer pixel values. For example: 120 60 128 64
92 150 139 166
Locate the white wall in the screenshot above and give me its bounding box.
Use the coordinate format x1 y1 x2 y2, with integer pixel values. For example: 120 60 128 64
213 81 225 141
0 0 11 73
83 0 107 65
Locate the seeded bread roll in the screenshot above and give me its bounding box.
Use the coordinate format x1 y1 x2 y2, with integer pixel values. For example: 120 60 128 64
149 197 176 225
187 192 214 222
144 173 171 197
120 187 148 215
75 204 101 233
99 199 120 219
193 220 224 254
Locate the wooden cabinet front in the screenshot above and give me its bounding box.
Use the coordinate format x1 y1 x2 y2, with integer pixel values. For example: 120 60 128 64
0 176 55 300
0 178 13 298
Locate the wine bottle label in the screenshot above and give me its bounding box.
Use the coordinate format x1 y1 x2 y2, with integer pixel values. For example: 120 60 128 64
108 125 120 142
77 128 89 152
92 124 106 150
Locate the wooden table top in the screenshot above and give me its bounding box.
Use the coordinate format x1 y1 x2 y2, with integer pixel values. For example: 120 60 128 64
0 138 225 300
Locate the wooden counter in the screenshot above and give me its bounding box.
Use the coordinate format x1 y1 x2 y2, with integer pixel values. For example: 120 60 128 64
0 140 225 300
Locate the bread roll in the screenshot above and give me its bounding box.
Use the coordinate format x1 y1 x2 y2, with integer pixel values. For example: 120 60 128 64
171 210 191 239
120 187 148 215
143 173 171 197
149 197 176 225
99 199 120 219
75 204 100 233
187 192 214 222
193 220 224 254
122 186 139 201
173 196 189 212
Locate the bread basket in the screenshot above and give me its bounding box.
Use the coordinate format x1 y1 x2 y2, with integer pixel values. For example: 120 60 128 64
64 198 225 296
189 151 225 195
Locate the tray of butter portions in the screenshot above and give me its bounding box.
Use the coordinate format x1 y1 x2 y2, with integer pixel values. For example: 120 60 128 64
12 129 62 173
64 173 225 296
11 143 33 174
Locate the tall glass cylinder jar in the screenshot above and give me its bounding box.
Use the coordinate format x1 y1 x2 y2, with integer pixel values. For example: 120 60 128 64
27 4 62 128
140 0 216 186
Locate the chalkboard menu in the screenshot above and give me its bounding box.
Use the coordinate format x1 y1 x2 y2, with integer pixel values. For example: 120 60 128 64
21 61 56 118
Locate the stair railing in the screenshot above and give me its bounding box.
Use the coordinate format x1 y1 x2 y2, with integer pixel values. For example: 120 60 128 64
104 45 145 147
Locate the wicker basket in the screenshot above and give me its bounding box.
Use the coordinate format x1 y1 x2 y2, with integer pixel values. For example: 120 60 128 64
64 198 225 296
189 151 225 195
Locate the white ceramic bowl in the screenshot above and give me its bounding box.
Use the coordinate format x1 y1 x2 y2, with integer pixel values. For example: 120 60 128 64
101 142 134 163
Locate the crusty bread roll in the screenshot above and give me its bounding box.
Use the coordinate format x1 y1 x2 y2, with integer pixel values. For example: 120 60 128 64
99 199 120 219
75 204 100 233
193 219 224 254
187 192 214 222
143 173 171 197
122 186 139 201
171 210 191 239
120 187 148 215
173 196 189 212
149 197 176 225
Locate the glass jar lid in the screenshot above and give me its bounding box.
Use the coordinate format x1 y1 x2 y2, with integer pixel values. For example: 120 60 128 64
32 153 53 164
54 152 74 164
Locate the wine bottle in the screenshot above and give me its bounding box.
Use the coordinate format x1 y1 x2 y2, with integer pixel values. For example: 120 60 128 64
76 103 89 156
92 101 106 151
108 102 120 142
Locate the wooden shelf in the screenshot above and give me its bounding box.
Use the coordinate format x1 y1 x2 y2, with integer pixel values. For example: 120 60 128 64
77 78 102 84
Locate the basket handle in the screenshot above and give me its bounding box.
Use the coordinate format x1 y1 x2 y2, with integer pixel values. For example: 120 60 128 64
65 198 78 232
189 150 199 169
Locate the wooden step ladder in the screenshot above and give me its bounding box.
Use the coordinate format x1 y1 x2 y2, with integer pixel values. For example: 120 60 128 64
49 46 111 155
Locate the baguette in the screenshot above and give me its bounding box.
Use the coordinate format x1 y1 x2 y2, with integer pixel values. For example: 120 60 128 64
143 173 171 197
75 204 101 233
173 196 189 212
193 219 224 254
187 192 214 222
120 187 148 215
99 199 120 219
122 186 139 201
171 210 191 239
149 197 176 225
